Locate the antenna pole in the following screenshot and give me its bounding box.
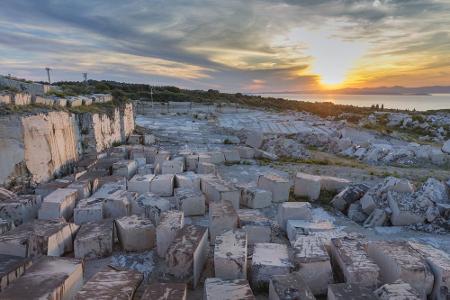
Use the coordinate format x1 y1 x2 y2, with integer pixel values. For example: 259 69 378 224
45 67 51 84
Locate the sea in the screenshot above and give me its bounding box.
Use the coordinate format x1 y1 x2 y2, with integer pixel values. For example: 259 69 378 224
253 93 450 112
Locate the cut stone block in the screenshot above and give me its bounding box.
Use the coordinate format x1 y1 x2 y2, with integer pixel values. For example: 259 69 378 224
175 172 201 190
38 188 78 221
0 194 42 226
319 176 351 192
128 174 155 194
240 186 272 209
198 153 213 164
408 241 450 300
138 164 154 175
238 209 271 245
197 162 216 174
327 283 378 300
294 173 321 201
74 197 103 224
75 267 143 300
154 151 170 173
207 151 225 164
202 177 240 209
223 149 241 163
330 237 380 288
74 221 113 259
162 159 185 174
254 149 279 161
113 160 138 179
388 192 425 226
185 154 199 171
292 236 332 296
204 278 255 300
150 174 174 196
367 240 434 298
102 190 135 219
67 180 92 200
277 202 312 231
0 254 32 292
0 219 78 257
209 201 238 245
35 180 72 197
251 243 291 290
175 188 206 216
156 210 184 258
214 230 247 280
257 173 290 203
331 184 369 212
141 283 187 300
144 134 156 145
131 193 171 225
237 146 255 159
286 220 334 243
116 215 155 252
374 280 421 300
166 225 209 288
246 131 264 149
363 209 387 227
0 219 13 235
0 257 83 300
269 273 316 300
128 134 143 144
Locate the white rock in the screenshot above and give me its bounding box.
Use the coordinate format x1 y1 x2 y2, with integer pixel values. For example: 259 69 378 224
286 220 334 244
246 131 264 149
115 215 155 252
185 154 199 171
156 210 184 258
73 197 103 224
204 278 255 300
209 201 238 245
257 173 290 203
112 160 138 179
144 134 156 145
175 188 206 216
319 176 351 192
175 172 201 190
197 162 216 174
251 243 291 289
238 209 271 245
327 283 379 300
240 186 272 209
277 202 312 231
150 174 174 196
162 159 185 174
237 146 255 159
294 172 321 201
127 174 155 194
131 193 171 225
38 188 78 221
374 281 421 300
141 283 187 300
441 140 450 154
74 221 113 259
223 149 241 163
201 177 240 210
269 273 316 300
214 230 247 280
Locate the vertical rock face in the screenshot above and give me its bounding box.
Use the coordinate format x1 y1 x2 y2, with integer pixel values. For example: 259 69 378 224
0 115 25 187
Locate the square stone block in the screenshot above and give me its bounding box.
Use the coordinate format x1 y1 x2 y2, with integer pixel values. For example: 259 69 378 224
197 162 216 174
38 188 78 221
294 173 321 201
131 193 171 225
175 188 206 216
116 215 156 252
150 174 174 196
257 174 290 203
286 220 334 244
74 197 103 225
209 201 238 245
214 230 247 280
238 209 271 245
327 283 378 300
162 159 185 174
141 283 187 300
156 210 184 258
128 174 155 194
74 221 113 259
277 202 312 231
175 172 201 190
240 186 272 209
269 273 316 300
223 149 241 163
204 278 255 300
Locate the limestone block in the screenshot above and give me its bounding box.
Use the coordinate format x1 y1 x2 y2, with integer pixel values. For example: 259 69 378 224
319 176 351 192
286 220 334 243
74 197 103 224
128 174 155 194
388 193 425 226
367 241 434 298
166 225 209 288
67 96 83 107
408 241 450 300
67 180 92 200
175 172 201 190
0 93 11 105
150 174 174 196
374 280 421 300
81 96 92 106
198 153 213 164
102 190 135 219
75 267 142 300
0 219 78 257
330 237 380 288
209 201 238 244
238 209 271 245
34 96 54 106
144 134 156 145
202 177 240 209
246 131 264 149
175 188 206 216
116 215 155 252
277 202 312 231
154 150 170 173
257 173 290 203
137 164 153 175
207 151 225 164
214 230 247 280
204 278 255 300
269 273 316 300
0 254 32 292
294 172 321 201
185 154 199 171
13 93 31 106
237 146 255 159
0 219 13 235
128 134 142 144
251 243 291 290
363 209 387 227
240 186 272 209
156 210 184 258
0 194 42 226
131 193 171 225
112 160 138 180
223 149 241 163
360 194 377 214
327 283 378 300
162 159 184 174
54 98 67 107
141 283 187 300
331 184 369 212
0 257 83 300
197 162 216 174
254 149 279 161
38 188 78 221
35 180 72 197
292 236 332 296
74 221 113 259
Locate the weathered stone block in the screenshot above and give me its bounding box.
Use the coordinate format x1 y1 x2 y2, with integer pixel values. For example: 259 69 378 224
374 280 421 300
277 202 312 231
116 215 155 252
327 283 378 300
128 134 142 144
74 197 103 224
197 162 216 174
185 154 199 171
214 230 247 280
128 174 155 194
0 194 42 226
204 278 255 300
202 177 240 209
0 254 32 292
156 210 184 258
238 209 271 245
150 174 174 196
246 131 264 149
38 188 78 221
240 186 272 209
294 172 321 201
286 220 334 244
237 146 255 159
175 188 206 216
67 180 92 200
257 173 290 203
223 149 241 163
144 134 156 145
131 193 171 225
175 172 201 190
162 159 185 174
74 221 113 259
141 283 187 300
269 273 316 300
112 160 138 179
331 184 369 212
292 236 332 295
166 225 209 288
319 176 351 192
251 243 291 290
209 201 238 244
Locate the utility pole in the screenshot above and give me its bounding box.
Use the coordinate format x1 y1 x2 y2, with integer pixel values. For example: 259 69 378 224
150 86 154 110
45 67 51 84
82 73 88 83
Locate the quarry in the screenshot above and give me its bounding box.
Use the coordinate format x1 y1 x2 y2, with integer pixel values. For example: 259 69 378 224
0 79 450 300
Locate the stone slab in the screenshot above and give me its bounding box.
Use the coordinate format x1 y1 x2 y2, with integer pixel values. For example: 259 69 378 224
209 201 238 245
214 230 247 280
140 283 187 300
74 221 113 259
277 202 312 231
0 254 32 292
269 273 316 300
204 278 255 300
156 210 184 258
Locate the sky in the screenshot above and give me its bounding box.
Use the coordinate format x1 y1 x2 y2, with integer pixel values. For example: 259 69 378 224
1 0 449 92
